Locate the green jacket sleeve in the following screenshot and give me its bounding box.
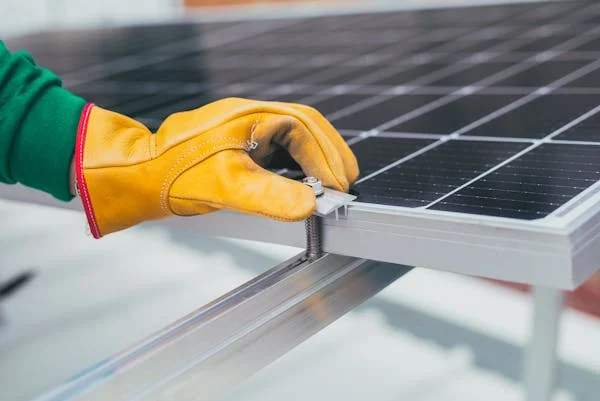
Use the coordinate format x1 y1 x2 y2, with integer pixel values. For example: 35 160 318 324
0 40 86 201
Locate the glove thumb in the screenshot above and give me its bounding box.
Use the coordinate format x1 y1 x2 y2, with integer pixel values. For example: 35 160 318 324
168 150 317 221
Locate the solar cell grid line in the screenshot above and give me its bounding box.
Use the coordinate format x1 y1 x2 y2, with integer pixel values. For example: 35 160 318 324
223 33 475 109
489 58 597 88
449 59 600 139
343 137 438 178
232 23 490 93
271 18 600 135
422 102 600 215
219 29 416 51
84 1 596 133
554 110 600 143
437 27 600 88
338 21 600 203
59 18 304 84
352 140 532 208
562 0 600 22
369 24 600 136
45 0 596 135
89 2 584 122
428 143 600 219
256 45 592 142
219 11 545 103
513 1 585 23
479 94 600 133
374 132 450 140
552 139 600 146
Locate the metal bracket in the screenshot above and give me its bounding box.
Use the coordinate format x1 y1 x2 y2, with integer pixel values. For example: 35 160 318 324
33 254 411 401
301 177 356 261
314 187 357 217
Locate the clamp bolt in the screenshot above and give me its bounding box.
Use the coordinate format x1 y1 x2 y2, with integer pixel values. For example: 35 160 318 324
303 177 323 261
302 176 324 197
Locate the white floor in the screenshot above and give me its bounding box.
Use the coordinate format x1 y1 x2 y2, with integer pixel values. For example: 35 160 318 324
1 1 599 401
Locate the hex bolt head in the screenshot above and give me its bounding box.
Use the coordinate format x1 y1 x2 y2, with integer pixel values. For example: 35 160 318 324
302 176 324 197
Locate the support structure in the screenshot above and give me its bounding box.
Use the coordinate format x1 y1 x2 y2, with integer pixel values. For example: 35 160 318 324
523 287 565 401
34 253 411 401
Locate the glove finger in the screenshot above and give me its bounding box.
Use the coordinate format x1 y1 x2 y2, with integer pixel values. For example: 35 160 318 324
169 149 316 221
254 112 350 192
288 103 360 185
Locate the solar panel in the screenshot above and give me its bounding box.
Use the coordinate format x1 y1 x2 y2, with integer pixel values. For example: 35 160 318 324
5 0 600 288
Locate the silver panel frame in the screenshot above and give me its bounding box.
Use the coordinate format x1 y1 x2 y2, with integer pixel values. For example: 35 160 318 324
2 177 599 290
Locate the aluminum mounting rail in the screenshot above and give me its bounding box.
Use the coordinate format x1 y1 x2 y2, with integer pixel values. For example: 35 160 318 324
33 252 411 401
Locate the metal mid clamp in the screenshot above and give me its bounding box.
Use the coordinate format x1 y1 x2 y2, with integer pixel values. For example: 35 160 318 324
301 177 356 261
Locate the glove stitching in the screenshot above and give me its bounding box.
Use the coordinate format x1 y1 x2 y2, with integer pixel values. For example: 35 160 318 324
159 139 247 215
168 195 305 222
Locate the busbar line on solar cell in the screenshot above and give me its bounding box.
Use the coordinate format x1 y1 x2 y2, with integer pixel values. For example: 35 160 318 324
319 24 600 138
542 103 600 143
233 12 555 106
430 144 600 219
347 26 549 84
353 138 452 185
231 26 490 103
455 135 536 144
72 14 584 104
545 57 600 88
421 142 539 209
448 65 600 138
550 178 600 218
61 19 306 83
360 91 600 198
564 0 600 21
373 132 446 140
342 39 600 205
446 93 540 137
374 29 600 135
552 140 600 146
555 87 600 94
344 136 367 146
57 21 290 81
286 19 580 92
424 103 600 213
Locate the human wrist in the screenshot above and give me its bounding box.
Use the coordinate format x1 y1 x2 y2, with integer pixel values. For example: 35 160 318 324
10 84 86 202
69 153 77 196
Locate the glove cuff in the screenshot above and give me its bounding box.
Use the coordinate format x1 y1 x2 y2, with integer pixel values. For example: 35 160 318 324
75 102 102 239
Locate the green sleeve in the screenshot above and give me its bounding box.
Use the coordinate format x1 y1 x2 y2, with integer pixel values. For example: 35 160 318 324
0 40 86 201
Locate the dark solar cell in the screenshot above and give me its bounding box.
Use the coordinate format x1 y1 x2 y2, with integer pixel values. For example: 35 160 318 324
467 94 600 138
353 140 529 207
554 110 600 142
427 61 516 86
368 63 451 86
429 143 600 219
389 95 522 134
492 60 592 87
350 137 436 178
307 95 374 116
330 95 440 131
562 67 600 88
511 35 574 52
571 37 600 51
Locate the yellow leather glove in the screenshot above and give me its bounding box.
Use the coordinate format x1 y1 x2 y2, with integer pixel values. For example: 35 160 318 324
74 97 359 238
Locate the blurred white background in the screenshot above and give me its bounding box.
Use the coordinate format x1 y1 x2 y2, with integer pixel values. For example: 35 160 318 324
1 1 599 401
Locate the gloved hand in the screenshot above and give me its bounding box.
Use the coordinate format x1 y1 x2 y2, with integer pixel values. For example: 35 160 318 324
74 97 359 238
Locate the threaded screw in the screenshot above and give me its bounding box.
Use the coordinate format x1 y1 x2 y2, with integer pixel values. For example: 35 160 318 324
302 177 324 260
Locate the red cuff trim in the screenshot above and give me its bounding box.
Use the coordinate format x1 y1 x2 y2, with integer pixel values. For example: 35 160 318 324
75 103 101 239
